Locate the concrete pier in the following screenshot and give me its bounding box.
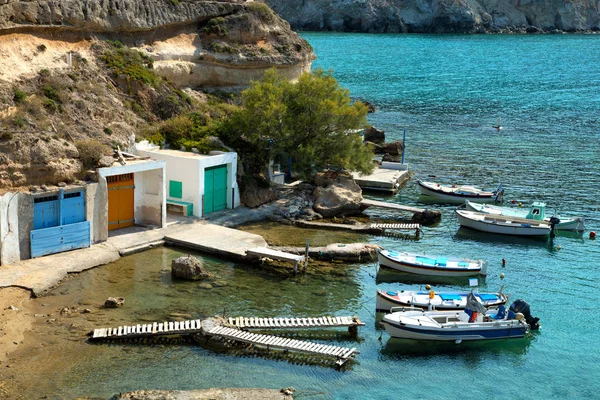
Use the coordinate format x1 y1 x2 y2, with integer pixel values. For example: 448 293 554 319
351 165 410 192
165 224 268 262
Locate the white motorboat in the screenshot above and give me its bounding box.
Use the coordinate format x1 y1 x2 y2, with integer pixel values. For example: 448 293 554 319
465 200 585 231
418 181 503 204
375 289 507 312
378 249 486 277
380 296 539 342
455 209 551 236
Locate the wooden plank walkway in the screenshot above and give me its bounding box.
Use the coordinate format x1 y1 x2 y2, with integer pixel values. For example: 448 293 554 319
361 199 425 214
246 248 305 264
90 319 203 340
225 315 364 329
207 326 359 366
369 223 421 230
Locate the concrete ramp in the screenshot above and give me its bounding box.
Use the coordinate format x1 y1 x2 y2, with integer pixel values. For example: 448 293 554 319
165 223 267 261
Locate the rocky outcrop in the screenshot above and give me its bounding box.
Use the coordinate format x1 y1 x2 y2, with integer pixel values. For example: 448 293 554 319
312 171 363 218
265 0 600 33
363 126 385 145
171 255 211 280
240 183 278 208
104 297 125 308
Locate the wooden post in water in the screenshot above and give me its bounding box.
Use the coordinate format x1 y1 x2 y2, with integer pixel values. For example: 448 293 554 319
303 238 310 273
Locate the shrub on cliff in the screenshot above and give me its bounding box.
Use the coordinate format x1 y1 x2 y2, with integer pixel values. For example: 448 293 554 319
75 139 111 169
220 68 374 180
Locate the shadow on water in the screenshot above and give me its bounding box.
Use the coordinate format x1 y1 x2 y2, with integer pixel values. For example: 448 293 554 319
379 335 536 360
454 227 554 249
376 266 482 287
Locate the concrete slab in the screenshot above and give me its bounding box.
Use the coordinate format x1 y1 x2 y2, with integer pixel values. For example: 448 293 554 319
0 244 120 296
351 168 410 192
165 224 268 261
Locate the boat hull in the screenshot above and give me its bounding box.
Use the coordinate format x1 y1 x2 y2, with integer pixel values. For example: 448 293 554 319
375 289 507 312
418 181 499 204
465 201 585 231
378 250 483 277
456 210 550 236
381 317 528 341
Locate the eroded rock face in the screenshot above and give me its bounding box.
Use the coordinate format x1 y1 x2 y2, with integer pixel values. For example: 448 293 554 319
0 1 315 87
312 171 363 218
265 0 600 33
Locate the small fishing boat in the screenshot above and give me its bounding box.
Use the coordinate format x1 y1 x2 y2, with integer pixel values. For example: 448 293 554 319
378 249 486 277
418 181 503 204
465 200 585 231
376 289 507 312
455 209 552 236
380 296 539 342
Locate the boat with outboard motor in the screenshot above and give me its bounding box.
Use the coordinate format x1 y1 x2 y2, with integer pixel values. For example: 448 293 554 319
380 295 539 342
378 249 486 277
465 200 585 231
376 288 507 312
418 181 503 204
455 209 554 236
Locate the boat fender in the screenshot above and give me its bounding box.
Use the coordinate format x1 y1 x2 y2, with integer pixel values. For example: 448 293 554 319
429 291 435 299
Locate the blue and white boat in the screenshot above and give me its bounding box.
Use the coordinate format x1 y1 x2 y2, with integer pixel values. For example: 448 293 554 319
381 296 538 342
375 289 507 312
378 249 486 277
465 200 585 232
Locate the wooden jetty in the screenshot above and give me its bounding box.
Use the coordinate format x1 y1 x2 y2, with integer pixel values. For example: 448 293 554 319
207 326 359 366
90 319 204 340
88 315 363 366
225 315 364 330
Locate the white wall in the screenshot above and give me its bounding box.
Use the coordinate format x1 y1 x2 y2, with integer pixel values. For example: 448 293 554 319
199 151 241 216
134 168 166 227
0 192 21 265
135 144 240 218
97 160 167 235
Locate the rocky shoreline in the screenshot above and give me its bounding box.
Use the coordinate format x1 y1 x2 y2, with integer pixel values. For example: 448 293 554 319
265 0 600 34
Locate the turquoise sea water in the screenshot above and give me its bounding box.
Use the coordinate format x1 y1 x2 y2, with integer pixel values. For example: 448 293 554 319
24 34 600 399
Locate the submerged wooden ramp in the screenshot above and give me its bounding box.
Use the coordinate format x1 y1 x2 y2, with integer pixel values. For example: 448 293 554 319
208 326 359 366
361 199 425 213
88 315 363 366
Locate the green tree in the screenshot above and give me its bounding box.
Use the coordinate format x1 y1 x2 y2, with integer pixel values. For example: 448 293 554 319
221 68 374 179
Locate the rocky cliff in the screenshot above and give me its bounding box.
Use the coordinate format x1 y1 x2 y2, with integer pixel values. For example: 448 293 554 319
265 0 600 33
0 0 314 188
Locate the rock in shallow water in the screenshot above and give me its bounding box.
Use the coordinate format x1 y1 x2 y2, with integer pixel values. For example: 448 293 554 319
171 255 211 280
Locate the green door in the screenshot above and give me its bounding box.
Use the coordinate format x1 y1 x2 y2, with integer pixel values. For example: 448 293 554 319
204 165 228 214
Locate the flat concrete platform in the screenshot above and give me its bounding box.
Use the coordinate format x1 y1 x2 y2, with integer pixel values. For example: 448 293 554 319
351 167 409 192
165 224 268 261
0 244 120 296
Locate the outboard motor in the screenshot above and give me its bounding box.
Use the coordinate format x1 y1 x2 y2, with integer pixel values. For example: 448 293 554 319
509 299 540 330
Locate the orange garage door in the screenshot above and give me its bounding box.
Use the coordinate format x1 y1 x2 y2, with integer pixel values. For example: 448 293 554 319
107 173 134 230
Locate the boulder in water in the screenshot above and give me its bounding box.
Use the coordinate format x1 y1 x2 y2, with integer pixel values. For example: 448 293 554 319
104 297 125 308
171 255 211 280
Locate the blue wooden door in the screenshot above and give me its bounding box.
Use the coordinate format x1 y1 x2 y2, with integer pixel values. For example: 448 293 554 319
31 190 90 258
62 191 86 225
33 195 60 230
